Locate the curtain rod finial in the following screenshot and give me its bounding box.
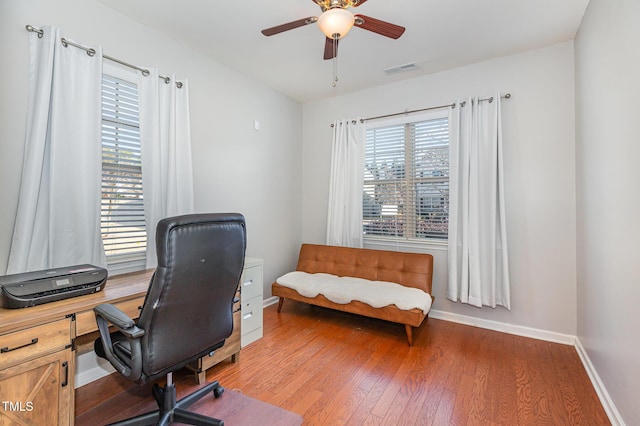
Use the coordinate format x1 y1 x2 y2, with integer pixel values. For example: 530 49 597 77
25 24 44 38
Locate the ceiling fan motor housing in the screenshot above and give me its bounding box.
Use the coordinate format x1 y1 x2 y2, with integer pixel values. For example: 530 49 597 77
315 0 363 12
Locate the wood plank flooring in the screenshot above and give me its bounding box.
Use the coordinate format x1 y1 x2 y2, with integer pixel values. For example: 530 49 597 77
76 302 610 425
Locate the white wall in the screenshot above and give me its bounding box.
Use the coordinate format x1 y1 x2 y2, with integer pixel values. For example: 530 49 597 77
575 0 640 424
0 0 304 292
302 42 577 335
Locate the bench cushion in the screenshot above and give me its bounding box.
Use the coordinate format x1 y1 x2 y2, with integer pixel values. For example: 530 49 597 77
276 271 432 314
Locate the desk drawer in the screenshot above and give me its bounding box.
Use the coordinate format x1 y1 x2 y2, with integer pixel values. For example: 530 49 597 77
0 318 71 369
199 309 241 372
76 298 144 336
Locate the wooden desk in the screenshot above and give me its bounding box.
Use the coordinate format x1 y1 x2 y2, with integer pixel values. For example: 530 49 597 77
0 270 151 336
0 270 151 425
0 267 244 425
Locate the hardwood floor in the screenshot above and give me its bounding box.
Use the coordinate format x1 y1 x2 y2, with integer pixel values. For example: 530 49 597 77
76 302 610 425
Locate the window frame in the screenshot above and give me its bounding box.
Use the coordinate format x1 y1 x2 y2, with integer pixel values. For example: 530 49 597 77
362 109 450 249
100 63 147 275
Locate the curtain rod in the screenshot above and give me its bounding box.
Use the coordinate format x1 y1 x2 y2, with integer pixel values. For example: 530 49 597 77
25 25 183 88
330 93 511 127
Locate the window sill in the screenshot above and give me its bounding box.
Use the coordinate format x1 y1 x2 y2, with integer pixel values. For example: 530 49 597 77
106 254 147 277
363 237 448 252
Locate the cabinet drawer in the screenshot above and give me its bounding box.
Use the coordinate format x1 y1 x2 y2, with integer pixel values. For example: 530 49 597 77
241 266 262 300
0 318 71 369
241 296 263 335
76 298 144 336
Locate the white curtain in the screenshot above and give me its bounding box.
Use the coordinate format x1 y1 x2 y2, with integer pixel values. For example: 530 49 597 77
326 118 365 248
139 70 194 269
7 26 106 274
447 94 510 309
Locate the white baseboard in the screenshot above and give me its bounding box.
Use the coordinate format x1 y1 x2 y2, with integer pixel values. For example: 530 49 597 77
574 338 625 426
263 296 279 307
74 351 115 388
428 309 576 345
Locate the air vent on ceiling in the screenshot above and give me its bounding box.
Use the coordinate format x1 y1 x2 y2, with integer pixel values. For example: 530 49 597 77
384 62 419 75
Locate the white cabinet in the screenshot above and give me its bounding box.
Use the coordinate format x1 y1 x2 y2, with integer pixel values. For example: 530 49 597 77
240 258 263 347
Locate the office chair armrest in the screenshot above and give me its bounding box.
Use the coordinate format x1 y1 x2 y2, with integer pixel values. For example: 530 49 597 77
94 303 145 339
94 303 144 381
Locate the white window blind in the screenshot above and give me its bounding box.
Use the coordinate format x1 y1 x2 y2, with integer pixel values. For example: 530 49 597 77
101 74 146 269
363 114 449 240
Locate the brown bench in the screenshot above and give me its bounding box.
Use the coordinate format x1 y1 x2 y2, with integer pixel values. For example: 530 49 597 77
272 244 434 346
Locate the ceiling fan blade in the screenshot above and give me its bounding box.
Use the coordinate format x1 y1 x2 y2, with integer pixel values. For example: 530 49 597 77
354 14 406 39
324 37 339 60
261 17 317 36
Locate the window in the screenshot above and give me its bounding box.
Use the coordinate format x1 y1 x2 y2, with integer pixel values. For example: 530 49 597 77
101 71 146 272
363 112 449 241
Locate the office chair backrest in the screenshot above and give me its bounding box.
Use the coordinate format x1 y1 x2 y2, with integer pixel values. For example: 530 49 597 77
136 213 246 380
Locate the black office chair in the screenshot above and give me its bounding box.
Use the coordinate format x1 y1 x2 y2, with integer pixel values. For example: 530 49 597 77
94 213 246 426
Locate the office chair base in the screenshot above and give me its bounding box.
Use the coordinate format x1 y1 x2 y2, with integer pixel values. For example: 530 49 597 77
108 380 225 426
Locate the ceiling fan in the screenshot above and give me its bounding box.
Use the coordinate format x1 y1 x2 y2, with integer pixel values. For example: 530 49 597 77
261 0 406 60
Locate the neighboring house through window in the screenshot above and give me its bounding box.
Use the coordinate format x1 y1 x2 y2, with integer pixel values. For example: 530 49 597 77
363 111 449 244
101 66 147 273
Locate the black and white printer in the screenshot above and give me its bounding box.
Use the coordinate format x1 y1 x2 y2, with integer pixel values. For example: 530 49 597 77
0 264 107 309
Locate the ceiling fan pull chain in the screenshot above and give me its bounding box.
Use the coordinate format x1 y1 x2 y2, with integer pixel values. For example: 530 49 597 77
332 38 338 87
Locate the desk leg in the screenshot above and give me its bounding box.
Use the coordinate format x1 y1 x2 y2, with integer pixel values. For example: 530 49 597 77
196 369 206 385
193 350 240 384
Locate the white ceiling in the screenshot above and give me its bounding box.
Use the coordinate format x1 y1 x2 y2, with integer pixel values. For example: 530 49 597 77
99 0 589 103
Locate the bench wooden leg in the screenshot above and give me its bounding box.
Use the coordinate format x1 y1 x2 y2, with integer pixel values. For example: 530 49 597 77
404 324 413 347
277 297 284 313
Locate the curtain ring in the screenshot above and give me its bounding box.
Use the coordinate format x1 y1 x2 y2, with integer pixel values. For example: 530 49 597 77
141 69 150 77
488 96 494 103
86 48 96 57
61 37 68 48
162 76 170 84
176 81 183 89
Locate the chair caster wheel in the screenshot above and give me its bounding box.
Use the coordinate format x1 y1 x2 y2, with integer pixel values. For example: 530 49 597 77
213 385 225 398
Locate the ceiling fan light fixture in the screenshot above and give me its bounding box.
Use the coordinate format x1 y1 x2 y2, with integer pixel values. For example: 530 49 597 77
317 8 355 39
